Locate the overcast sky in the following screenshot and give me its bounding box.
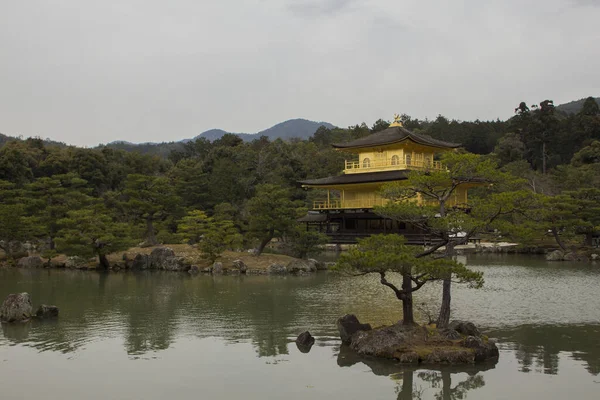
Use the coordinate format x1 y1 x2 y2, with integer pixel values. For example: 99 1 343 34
1 0 599 147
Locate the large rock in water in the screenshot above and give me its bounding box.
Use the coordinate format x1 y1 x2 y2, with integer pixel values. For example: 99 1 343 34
336 314 372 344
1 293 33 323
295 331 316 353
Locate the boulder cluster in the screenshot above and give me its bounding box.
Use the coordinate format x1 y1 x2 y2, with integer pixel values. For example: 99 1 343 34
336 314 499 365
0 292 59 323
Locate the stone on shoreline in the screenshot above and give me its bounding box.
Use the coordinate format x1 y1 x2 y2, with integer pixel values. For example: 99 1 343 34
286 259 317 274
546 250 564 261
232 259 248 273
17 256 44 269
336 314 372 344
212 262 224 275
1 293 33 323
267 263 287 275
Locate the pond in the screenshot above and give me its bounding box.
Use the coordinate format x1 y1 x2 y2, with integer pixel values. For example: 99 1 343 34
1 254 599 399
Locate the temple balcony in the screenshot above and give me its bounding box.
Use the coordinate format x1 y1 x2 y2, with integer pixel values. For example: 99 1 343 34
313 198 388 210
344 159 444 174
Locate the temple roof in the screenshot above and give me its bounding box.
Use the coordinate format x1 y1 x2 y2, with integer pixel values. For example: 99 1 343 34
332 126 460 150
299 170 409 187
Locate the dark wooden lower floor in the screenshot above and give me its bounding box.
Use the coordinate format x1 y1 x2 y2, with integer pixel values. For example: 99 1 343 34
299 210 440 245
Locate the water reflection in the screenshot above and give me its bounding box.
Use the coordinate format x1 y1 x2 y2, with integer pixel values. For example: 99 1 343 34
491 324 600 376
337 344 493 399
1 255 600 398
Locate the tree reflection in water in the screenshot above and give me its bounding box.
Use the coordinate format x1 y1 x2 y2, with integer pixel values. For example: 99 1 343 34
337 344 493 400
490 325 600 376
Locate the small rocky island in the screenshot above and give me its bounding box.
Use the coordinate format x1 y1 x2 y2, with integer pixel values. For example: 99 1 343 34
337 314 498 364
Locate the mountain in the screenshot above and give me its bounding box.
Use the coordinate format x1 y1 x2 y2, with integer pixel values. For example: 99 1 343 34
99 118 335 157
556 97 600 115
191 119 336 142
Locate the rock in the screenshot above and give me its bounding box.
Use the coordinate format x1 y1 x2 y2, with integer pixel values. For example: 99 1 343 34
35 305 59 319
472 341 500 362
350 324 407 358
563 252 581 261
448 320 481 337
591 254 599 261
462 335 484 348
131 254 150 270
267 263 287 275
188 265 200 274
202 267 212 273
0 293 33 323
546 250 564 261
65 256 89 269
308 258 327 271
422 348 475 364
212 262 224 275
286 259 317 274
336 314 372 344
232 259 247 273
440 328 462 340
295 331 315 353
150 247 185 271
17 256 44 268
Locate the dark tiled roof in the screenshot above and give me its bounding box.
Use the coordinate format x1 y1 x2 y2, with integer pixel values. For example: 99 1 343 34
299 170 409 186
332 126 460 149
297 213 328 222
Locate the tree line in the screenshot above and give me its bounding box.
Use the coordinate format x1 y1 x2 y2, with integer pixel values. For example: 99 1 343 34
0 97 599 274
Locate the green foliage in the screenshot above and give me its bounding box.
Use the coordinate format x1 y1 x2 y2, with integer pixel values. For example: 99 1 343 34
55 206 133 268
177 209 242 262
337 235 483 287
122 174 182 245
285 226 329 259
199 220 243 263
335 235 483 324
246 184 304 255
177 210 212 244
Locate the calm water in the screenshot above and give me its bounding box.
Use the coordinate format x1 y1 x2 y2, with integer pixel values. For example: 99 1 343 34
1 254 599 399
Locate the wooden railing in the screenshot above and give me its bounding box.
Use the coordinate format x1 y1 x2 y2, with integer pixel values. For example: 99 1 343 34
344 159 444 173
313 198 388 210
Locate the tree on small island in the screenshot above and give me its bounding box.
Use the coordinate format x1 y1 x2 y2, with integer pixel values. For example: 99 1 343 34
375 152 532 327
335 234 483 326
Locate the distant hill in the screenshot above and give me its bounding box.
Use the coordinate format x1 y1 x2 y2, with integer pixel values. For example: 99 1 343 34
100 118 335 157
190 119 336 142
556 97 600 115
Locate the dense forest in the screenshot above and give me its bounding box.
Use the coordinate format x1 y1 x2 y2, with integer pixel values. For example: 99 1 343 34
1 97 599 265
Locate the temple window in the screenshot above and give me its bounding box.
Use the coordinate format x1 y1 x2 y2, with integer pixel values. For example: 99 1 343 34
391 155 400 165
405 153 412 166
362 157 371 168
